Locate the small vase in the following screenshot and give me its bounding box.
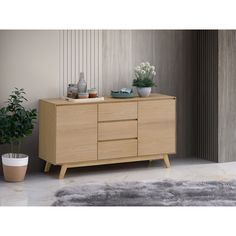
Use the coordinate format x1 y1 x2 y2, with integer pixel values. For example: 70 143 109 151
77 72 87 93
137 87 152 97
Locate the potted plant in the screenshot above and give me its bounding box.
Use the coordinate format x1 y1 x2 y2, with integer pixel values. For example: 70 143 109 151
0 88 37 182
132 62 156 97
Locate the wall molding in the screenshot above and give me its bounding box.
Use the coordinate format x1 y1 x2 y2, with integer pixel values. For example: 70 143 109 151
59 30 103 96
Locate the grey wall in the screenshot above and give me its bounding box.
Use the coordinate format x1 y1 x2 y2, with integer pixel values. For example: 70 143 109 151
102 30 195 159
218 30 236 162
0 30 60 173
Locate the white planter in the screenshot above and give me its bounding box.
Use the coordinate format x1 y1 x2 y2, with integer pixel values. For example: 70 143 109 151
1 153 28 182
137 87 152 97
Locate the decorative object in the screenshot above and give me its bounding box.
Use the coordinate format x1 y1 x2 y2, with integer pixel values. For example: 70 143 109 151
0 88 37 182
39 93 176 179
67 84 78 99
77 72 87 93
88 88 98 98
78 92 89 99
132 62 156 97
136 87 151 97
111 88 135 98
52 180 236 206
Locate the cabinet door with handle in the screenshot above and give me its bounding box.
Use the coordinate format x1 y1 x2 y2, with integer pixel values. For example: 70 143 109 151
138 99 176 156
56 104 97 163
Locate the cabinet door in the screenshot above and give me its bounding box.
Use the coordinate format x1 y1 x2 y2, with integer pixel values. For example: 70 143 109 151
56 104 97 163
138 99 176 156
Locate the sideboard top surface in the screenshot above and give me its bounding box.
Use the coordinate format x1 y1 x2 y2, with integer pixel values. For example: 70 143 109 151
40 93 176 106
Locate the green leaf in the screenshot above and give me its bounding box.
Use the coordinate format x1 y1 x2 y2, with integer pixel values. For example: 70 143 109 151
0 88 37 146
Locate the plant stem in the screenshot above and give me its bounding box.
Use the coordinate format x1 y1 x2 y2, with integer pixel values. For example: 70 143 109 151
17 140 21 158
10 140 13 158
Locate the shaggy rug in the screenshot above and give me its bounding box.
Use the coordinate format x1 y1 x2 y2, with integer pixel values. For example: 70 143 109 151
52 180 236 206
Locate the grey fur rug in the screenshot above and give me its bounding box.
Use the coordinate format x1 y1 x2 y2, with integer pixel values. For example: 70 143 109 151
52 180 236 206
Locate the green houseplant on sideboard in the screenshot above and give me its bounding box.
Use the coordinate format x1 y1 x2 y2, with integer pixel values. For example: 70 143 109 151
132 62 156 97
0 88 37 182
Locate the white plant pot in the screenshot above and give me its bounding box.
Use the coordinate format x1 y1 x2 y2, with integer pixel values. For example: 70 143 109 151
137 87 152 97
1 153 28 182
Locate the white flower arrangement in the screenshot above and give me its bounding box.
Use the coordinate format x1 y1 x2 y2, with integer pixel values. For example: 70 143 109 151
133 62 156 88
134 61 156 80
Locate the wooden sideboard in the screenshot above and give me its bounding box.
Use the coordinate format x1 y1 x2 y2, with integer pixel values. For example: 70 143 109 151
39 93 176 179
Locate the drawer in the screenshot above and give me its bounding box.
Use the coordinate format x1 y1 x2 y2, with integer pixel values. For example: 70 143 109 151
98 139 137 160
98 120 137 141
98 102 137 121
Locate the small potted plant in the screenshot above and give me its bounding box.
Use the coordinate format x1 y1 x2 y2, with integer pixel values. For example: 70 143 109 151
132 62 156 97
0 88 37 182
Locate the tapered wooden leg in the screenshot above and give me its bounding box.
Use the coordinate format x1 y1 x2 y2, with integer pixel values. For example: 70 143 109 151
44 162 51 173
163 154 171 168
59 165 67 179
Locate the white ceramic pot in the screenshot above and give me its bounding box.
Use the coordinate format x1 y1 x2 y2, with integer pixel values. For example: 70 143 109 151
137 87 152 97
1 153 28 182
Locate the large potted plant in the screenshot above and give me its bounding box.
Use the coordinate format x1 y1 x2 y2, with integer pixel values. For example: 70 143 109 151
0 88 37 182
132 62 156 97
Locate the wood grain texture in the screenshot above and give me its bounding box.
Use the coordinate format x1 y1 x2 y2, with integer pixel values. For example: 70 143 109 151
98 102 137 121
98 139 137 160
41 93 174 105
98 120 137 141
56 104 97 163
39 101 57 164
218 30 236 162
138 99 176 156
63 154 165 168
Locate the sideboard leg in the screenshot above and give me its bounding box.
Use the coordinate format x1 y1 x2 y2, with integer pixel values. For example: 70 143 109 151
163 154 171 168
59 165 67 179
44 162 51 173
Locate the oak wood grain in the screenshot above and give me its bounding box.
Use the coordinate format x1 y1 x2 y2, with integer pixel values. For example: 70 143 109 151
138 99 176 156
98 139 137 160
98 102 137 121
98 120 137 141
56 104 98 163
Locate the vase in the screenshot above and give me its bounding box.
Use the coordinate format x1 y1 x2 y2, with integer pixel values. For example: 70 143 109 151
77 72 87 93
137 87 152 97
2 153 28 182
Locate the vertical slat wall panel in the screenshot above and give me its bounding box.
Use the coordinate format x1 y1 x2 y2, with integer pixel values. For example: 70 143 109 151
195 30 218 162
59 30 103 96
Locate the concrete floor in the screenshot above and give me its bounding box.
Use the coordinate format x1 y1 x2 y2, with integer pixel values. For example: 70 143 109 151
1 157 236 206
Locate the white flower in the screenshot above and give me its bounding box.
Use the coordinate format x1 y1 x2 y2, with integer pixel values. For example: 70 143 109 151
140 62 145 68
134 62 157 80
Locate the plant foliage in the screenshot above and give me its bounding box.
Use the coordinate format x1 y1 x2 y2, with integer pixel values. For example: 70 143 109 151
132 62 157 88
132 77 156 88
0 88 37 153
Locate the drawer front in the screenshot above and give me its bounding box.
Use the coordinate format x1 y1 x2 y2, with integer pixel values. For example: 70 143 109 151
98 102 137 121
98 139 137 160
98 120 137 141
